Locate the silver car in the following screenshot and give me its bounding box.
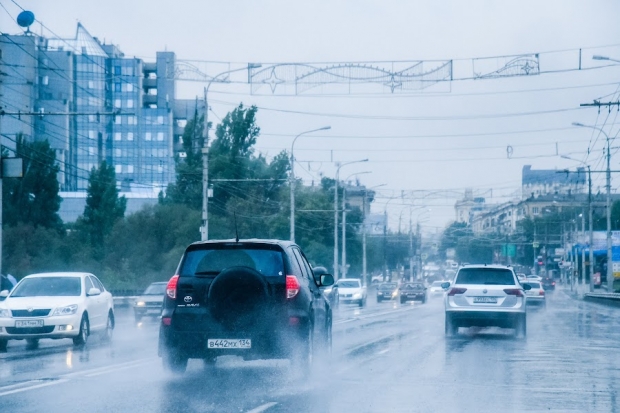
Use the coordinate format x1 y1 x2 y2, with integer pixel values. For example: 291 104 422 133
133 281 166 322
443 265 530 337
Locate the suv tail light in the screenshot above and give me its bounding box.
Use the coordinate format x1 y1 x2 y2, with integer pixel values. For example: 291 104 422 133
286 275 300 299
447 287 467 296
539 290 545 296
503 288 524 297
166 275 179 299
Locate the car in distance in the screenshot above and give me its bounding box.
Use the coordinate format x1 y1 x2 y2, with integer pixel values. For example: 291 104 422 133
134 281 167 321
314 266 338 308
337 278 367 307
541 277 556 291
0 272 114 351
443 265 530 338
376 282 399 302
400 282 427 304
430 280 448 296
524 281 546 307
158 239 334 374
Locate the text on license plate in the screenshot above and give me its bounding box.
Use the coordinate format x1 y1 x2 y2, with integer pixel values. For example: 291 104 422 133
208 339 251 349
15 319 44 328
473 297 497 304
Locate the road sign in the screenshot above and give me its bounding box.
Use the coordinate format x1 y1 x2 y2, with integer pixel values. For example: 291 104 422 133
501 243 517 257
533 242 539 249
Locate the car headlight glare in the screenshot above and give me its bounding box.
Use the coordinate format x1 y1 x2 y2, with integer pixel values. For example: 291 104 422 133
52 304 78 316
136 301 146 307
0 309 11 318
353 293 362 299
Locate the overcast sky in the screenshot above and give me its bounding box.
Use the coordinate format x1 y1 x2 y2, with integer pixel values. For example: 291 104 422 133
2 0 620 232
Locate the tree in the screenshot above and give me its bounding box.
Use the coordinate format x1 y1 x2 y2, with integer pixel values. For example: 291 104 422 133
79 161 126 256
2 135 62 231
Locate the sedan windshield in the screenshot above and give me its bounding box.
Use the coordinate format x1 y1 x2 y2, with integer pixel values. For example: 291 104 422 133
379 283 397 290
338 281 360 288
455 268 515 285
143 283 166 295
402 284 424 290
11 277 82 297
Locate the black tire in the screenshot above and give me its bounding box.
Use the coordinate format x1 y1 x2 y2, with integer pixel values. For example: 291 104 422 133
293 322 314 375
73 314 89 346
102 312 114 343
400 298 405 304
162 351 188 374
0 339 7 352
358 299 365 308
26 338 39 349
445 313 458 337
377 297 382 303
515 314 527 338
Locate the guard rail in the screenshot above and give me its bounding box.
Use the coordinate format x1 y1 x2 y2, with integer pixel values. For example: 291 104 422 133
583 292 620 307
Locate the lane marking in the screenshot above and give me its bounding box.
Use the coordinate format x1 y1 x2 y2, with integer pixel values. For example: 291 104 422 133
377 349 390 355
60 357 155 379
84 359 155 377
334 306 417 325
0 379 69 397
246 402 278 413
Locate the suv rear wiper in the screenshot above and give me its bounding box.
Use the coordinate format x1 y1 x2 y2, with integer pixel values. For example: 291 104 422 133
193 271 220 277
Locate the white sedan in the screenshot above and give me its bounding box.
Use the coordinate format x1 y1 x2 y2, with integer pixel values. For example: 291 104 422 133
336 278 367 307
0 272 114 351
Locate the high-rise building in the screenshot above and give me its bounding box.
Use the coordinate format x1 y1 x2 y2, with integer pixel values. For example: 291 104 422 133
0 23 203 195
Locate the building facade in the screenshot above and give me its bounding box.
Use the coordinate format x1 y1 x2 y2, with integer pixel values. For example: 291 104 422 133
0 24 203 196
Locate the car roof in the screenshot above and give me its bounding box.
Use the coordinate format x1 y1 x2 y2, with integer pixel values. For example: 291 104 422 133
189 239 296 248
24 272 92 278
458 264 514 270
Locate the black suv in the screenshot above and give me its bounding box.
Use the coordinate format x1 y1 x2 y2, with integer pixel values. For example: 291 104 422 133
158 239 334 374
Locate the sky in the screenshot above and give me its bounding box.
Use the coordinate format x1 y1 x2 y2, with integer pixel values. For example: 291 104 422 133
2 0 620 233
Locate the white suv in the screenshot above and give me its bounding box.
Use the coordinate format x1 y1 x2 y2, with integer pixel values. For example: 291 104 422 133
443 265 530 337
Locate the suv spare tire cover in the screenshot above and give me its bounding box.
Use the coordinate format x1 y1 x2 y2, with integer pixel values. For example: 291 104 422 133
208 266 270 329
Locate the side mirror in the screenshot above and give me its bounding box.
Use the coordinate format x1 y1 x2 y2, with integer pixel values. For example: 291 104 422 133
441 282 451 290
0 290 8 300
522 284 532 291
87 287 101 296
320 274 334 287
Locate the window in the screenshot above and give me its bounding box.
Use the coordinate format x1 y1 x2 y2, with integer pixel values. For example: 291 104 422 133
127 99 134 108
114 99 121 108
127 165 134 173
41 75 49 85
115 116 121 125
532 207 539 214
157 116 164 125
88 147 96 155
88 80 94 89
114 82 121 92
145 132 152 141
88 130 95 140
128 116 136 125
114 132 121 141
88 114 96 122
115 149 121 157
122 66 134 76
127 132 134 141
123 83 134 92
115 165 122 174
114 66 121 75
157 132 164 141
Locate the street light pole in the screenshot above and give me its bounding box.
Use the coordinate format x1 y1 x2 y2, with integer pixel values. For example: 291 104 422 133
201 63 262 241
362 184 386 286
289 126 331 242
341 171 370 279
572 122 614 292
333 159 368 280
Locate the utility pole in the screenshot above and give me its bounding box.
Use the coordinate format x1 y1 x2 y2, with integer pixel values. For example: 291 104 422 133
409 213 413 281
341 186 347 278
362 192 367 286
588 167 594 292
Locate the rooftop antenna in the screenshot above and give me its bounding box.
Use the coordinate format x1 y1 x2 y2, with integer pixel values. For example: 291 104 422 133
234 211 239 243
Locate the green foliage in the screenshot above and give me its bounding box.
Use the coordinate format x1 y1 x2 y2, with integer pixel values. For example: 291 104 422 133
79 161 127 257
2 135 62 231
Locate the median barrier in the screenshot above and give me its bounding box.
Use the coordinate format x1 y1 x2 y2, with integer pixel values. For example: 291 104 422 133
583 292 620 308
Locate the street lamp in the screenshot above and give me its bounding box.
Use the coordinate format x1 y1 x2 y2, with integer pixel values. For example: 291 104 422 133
200 63 262 241
341 171 371 278
593 55 620 63
362 184 386 286
572 122 614 292
289 126 331 242
334 159 369 280
561 154 594 292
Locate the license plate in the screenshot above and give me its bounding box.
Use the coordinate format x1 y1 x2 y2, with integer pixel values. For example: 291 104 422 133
208 339 251 349
15 319 44 328
473 297 497 304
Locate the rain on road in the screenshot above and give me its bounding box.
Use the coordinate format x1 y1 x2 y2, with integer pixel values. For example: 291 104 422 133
1 287 619 413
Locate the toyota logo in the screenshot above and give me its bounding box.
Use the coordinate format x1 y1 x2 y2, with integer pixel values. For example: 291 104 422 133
27 307 34 312
482 289 488 294
183 296 193 303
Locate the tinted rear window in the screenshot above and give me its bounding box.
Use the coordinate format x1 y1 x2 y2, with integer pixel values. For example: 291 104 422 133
338 280 360 288
402 284 424 290
379 283 397 289
455 268 515 285
180 245 284 277
143 283 167 295
528 282 541 288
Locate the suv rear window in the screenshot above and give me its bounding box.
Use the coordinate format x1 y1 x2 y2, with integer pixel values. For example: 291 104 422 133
455 268 515 285
179 245 284 277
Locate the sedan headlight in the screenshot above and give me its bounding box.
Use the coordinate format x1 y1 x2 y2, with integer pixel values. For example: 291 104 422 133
52 304 78 316
135 301 146 307
353 293 362 299
0 309 11 318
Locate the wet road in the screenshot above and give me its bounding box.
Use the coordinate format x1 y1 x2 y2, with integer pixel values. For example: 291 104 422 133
1 288 619 412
